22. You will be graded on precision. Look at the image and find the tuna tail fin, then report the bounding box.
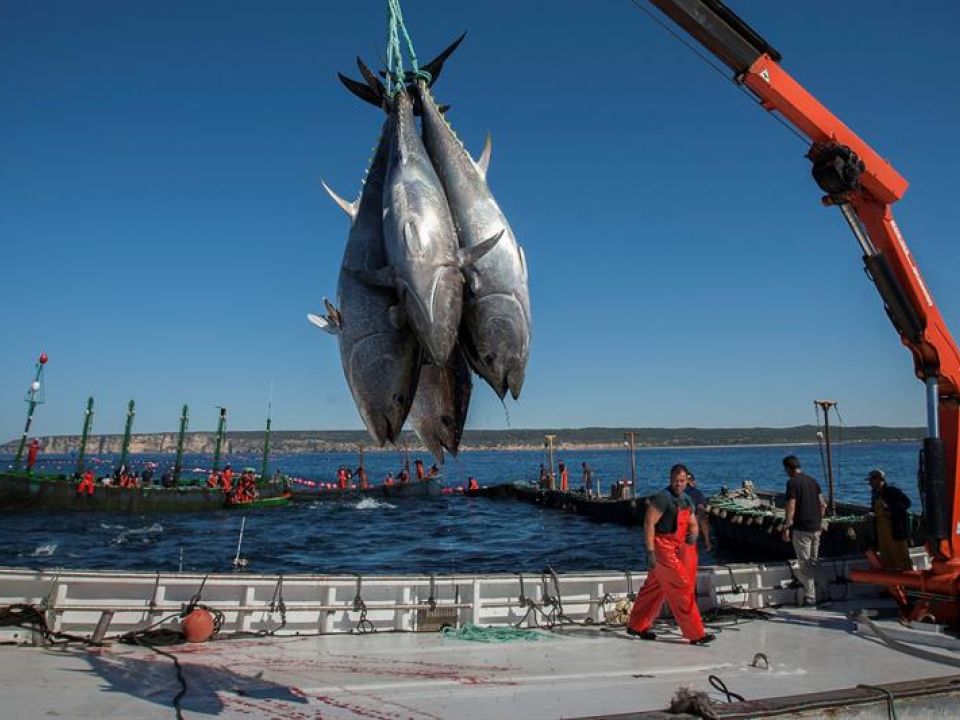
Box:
[378,31,467,88]
[337,72,383,109]
[458,230,504,268]
[320,179,358,220]
[477,133,492,179]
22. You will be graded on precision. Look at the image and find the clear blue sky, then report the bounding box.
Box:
[3,1,960,440]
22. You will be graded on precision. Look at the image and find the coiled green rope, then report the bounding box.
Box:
[442,623,548,643]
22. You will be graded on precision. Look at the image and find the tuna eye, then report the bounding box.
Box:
[484,353,495,365]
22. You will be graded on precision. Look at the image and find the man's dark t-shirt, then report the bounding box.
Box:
[649,488,694,535]
[685,485,706,510]
[786,472,823,532]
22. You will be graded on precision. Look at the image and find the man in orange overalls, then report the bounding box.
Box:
[559,461,569,492]
[627,463,715,645]
[77,469,96,496]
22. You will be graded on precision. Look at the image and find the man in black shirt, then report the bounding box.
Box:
[782,455,827,606]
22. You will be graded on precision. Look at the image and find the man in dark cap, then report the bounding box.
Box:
[867,469,912,571]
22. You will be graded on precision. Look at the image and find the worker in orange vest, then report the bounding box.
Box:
[627,464,714,645]
[337,467,349,490]
[222,465,234,491]
[467,476,479,491]
[26,439,40,471]
[559,461,569,492]
[76,470,96,496]
[415,459,425,481]
[207,471,220,488]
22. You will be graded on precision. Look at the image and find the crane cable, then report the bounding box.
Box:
[625,0,808,146]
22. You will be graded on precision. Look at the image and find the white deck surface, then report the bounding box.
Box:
[2,603,958,719]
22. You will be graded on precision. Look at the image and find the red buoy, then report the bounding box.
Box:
[38,352,48,364]
[181,608,215,643]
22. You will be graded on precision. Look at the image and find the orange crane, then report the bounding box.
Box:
[645,0,960,627]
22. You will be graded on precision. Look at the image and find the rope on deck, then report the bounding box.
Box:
[442,623,547,643]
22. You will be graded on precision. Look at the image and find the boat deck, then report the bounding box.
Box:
[3,601,960,719]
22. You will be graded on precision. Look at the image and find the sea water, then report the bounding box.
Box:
[0,442,920,575]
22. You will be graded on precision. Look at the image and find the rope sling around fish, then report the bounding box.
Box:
[384,0,431,95]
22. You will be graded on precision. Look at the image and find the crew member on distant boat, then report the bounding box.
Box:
[415,459,425,481]
[356,465,369,489]
[222,465,234,491]
[161,468,175,488]
[866,469,912,571]
[538,463,550,490]
[398,467,409,484]
[76,469,95,496]
[337,466,349,490]
[207,470,220,489]
[627,464,714,645]
[781,455,827,607]
[427,464,440,479]
[582,462,593,497]
[684,472,712,552]
[26,438,40,472]
[385,471,396,486]
[559,461,569,492]
[467,476,479,491]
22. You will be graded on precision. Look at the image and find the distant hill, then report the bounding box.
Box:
[1,425,925,455]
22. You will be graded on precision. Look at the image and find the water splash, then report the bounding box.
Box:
[354,498,395,510]
[31,542,57,557]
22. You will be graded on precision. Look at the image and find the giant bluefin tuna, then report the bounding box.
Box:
[374,88,500,366]
[309,117,421,446]
[408,345,472,461]
[415,82,532,400]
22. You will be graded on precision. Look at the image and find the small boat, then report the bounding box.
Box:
[0,470,291,513]
[467,481,647,525]
[287,477,443,501]
[705,481,924,561]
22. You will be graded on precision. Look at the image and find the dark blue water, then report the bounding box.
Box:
[1,442,921,575]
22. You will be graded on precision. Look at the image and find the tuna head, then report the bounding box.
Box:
[460,291,530,400]
[345,329,421,446]
[408,346,472,462]
[383,88,464,366]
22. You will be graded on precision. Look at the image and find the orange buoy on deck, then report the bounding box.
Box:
[181,608,215,643]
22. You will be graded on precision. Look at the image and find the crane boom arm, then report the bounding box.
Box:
[646,0,960,563]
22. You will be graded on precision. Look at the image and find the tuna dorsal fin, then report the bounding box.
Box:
[458,229,504,268]
[320,180,358,220]
[477,133,492,179]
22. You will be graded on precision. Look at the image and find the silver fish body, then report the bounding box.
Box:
[312,118,421,446]
[416,83,532,400]
[382,89,463,367]
[408,346,472,462]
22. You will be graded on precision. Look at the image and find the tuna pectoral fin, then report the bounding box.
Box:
[307,298,342,335]
[320,180,358,221]
[307,313,339,335]
[458,230,504,268]
[387,304,407,331]
[477,133,492,179]
[346,265,395,289]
